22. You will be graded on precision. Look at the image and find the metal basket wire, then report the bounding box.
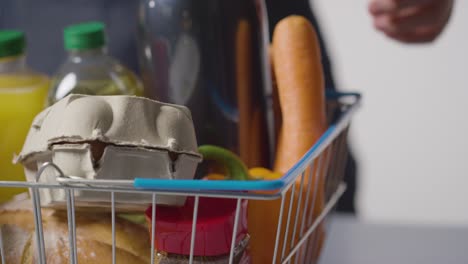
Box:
[0,91,360,264]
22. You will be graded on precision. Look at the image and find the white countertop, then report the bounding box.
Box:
[320,215,468,264]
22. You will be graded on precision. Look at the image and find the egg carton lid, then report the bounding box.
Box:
[15,94,202,164]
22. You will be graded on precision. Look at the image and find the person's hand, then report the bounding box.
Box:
[369,0,454,43]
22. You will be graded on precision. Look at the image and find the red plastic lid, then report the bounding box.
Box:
[145,197,248,257]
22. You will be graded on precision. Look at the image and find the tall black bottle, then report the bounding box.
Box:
[138,0,274,169]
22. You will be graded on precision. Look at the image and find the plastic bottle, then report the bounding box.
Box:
[48,21,143,105]
[0,30,49,202]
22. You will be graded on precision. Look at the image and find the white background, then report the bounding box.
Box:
[312,0,468,225]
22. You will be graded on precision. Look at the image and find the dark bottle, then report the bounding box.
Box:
[138,0,274,169]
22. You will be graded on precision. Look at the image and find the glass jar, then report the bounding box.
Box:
[146,197,251,263]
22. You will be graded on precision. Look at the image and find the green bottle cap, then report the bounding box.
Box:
[64,22,106,50]
[0,30,26,58]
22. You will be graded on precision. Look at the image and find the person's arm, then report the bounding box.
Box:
[369,0,454,43]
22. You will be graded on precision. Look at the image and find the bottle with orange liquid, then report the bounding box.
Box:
[0,30,49,202]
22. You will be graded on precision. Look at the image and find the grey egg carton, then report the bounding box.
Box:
[15,94,202,211]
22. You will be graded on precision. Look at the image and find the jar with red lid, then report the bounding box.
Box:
[145,197,251,263]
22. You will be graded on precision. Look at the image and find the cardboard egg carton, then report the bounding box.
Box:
[14,95,202,211]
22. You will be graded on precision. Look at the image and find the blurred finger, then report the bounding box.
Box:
[369,0,433,15]
[374,4,437,34]
[383,25,443,43]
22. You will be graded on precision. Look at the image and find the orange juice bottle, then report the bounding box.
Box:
[0,30,49,202]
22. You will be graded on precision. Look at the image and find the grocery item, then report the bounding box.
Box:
[269,45,282,151]
[15,94,202,210]
[138,0,273,167]
[248,16,328,263]
[236,19,253,166]
[47,21,143,106]
[198,145,249,181]
[143,145,250,263]
[0,30,49,203]
[247,167,326,264]
[0,194,151,264]
[272,15,327,174]
[145,197,250,264]
[205,167,281,181]
[248,167,282,180]
[235,19,270,168]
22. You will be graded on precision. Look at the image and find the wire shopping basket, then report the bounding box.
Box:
[0,91,360,264]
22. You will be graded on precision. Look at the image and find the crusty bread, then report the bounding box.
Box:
[0,195,151,264]
[272,15,327,174]
[272,15,328,264]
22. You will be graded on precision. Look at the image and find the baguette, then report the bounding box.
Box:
[270,45,282,152]
[249,15,328,264]
[236,19,269,168]
[273,15,328,264]
[236,19,253,166]
[272,15,327,174]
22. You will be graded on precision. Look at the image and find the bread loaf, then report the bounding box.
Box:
[272,15,327,174]
[0,196,151,264]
